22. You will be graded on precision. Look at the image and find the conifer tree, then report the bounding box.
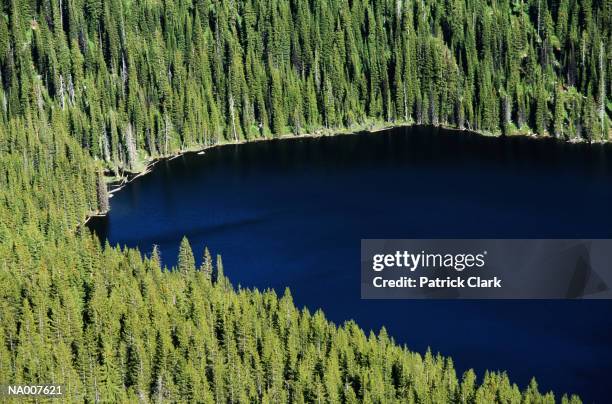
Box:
[177,236,195,273]
[96,170,110,214]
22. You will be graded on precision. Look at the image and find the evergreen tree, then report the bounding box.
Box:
[177,236,195,273]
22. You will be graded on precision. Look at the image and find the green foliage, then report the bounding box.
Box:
[0,0,608,400]
[0,232,584,402]
[1,0,609,172]
[177,236,195,273]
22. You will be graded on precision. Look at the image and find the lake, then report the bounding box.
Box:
[88,126,612,402]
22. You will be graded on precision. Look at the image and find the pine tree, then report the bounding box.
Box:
[177,236,195,273]
[96,171,110,213]
[200,247,213,279]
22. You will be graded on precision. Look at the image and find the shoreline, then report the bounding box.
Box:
[97,121,403,203]
[82,121,609,225]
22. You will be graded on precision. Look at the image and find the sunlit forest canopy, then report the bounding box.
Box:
[0,0,608,401]
[0,0,609,170]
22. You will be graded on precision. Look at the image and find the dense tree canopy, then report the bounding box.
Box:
[0,0,610,173]
[0,0,608,401]
[0,233,584,402]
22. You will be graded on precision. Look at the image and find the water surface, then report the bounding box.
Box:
[89,126,612,402]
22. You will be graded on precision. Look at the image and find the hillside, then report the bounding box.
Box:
[0,0,609,401]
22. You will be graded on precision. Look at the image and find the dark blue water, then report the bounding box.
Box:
[89,126,612,402]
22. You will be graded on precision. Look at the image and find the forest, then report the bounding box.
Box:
[0,0,609,401]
